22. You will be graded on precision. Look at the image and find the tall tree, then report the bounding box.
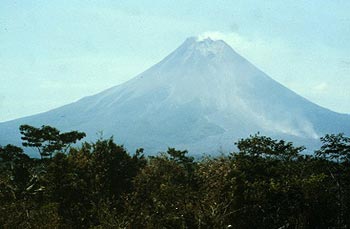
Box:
[19,124,86,158]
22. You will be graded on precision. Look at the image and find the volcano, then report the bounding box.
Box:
[1,37,350,155]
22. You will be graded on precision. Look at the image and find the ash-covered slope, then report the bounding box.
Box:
[1,37,349,155]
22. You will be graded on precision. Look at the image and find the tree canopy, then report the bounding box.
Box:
[0,125,349,228]
[19,124,86,158]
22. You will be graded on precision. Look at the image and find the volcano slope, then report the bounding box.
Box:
[1,37,349,155]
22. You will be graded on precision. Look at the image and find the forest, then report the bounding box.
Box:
[1,125,350,228]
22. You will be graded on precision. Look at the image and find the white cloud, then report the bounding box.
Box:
[197,31,227,41]
[197,31,294,70]
[313,82,328,92]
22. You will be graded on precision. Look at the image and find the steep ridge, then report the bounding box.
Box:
[1,37,349,155]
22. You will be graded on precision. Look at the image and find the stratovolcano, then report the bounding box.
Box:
[1,37,349,155]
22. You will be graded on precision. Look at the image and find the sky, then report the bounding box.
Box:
[1,0,350,122]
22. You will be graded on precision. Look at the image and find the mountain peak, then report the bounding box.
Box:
[2,35,350,155]
[184,36,228,49]
[173,36,237,62]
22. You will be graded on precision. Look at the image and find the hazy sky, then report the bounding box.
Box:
[1,0,350,122]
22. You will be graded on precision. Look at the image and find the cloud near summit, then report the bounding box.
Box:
[196,31,350,114]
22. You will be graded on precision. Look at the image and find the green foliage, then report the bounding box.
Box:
[126,148,197,228]
[236,133,305,159]
[1,125,350,228]
[0,144,29,162]
[19,124,86,158]
[316,133,350,163]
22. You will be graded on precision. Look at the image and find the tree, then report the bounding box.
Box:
[0,144,29,162]
[126,148,198,228]
[316,133,350,163]
[195,156,235,228]
[0,144,31,192]
[235,133,305,160]
[229,134,331,228]
[315,133,350,227]
[19,124,86,158]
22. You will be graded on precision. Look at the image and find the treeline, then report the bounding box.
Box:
[1,125,350,228]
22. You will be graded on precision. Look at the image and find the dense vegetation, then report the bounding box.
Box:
[1,125,350,228]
